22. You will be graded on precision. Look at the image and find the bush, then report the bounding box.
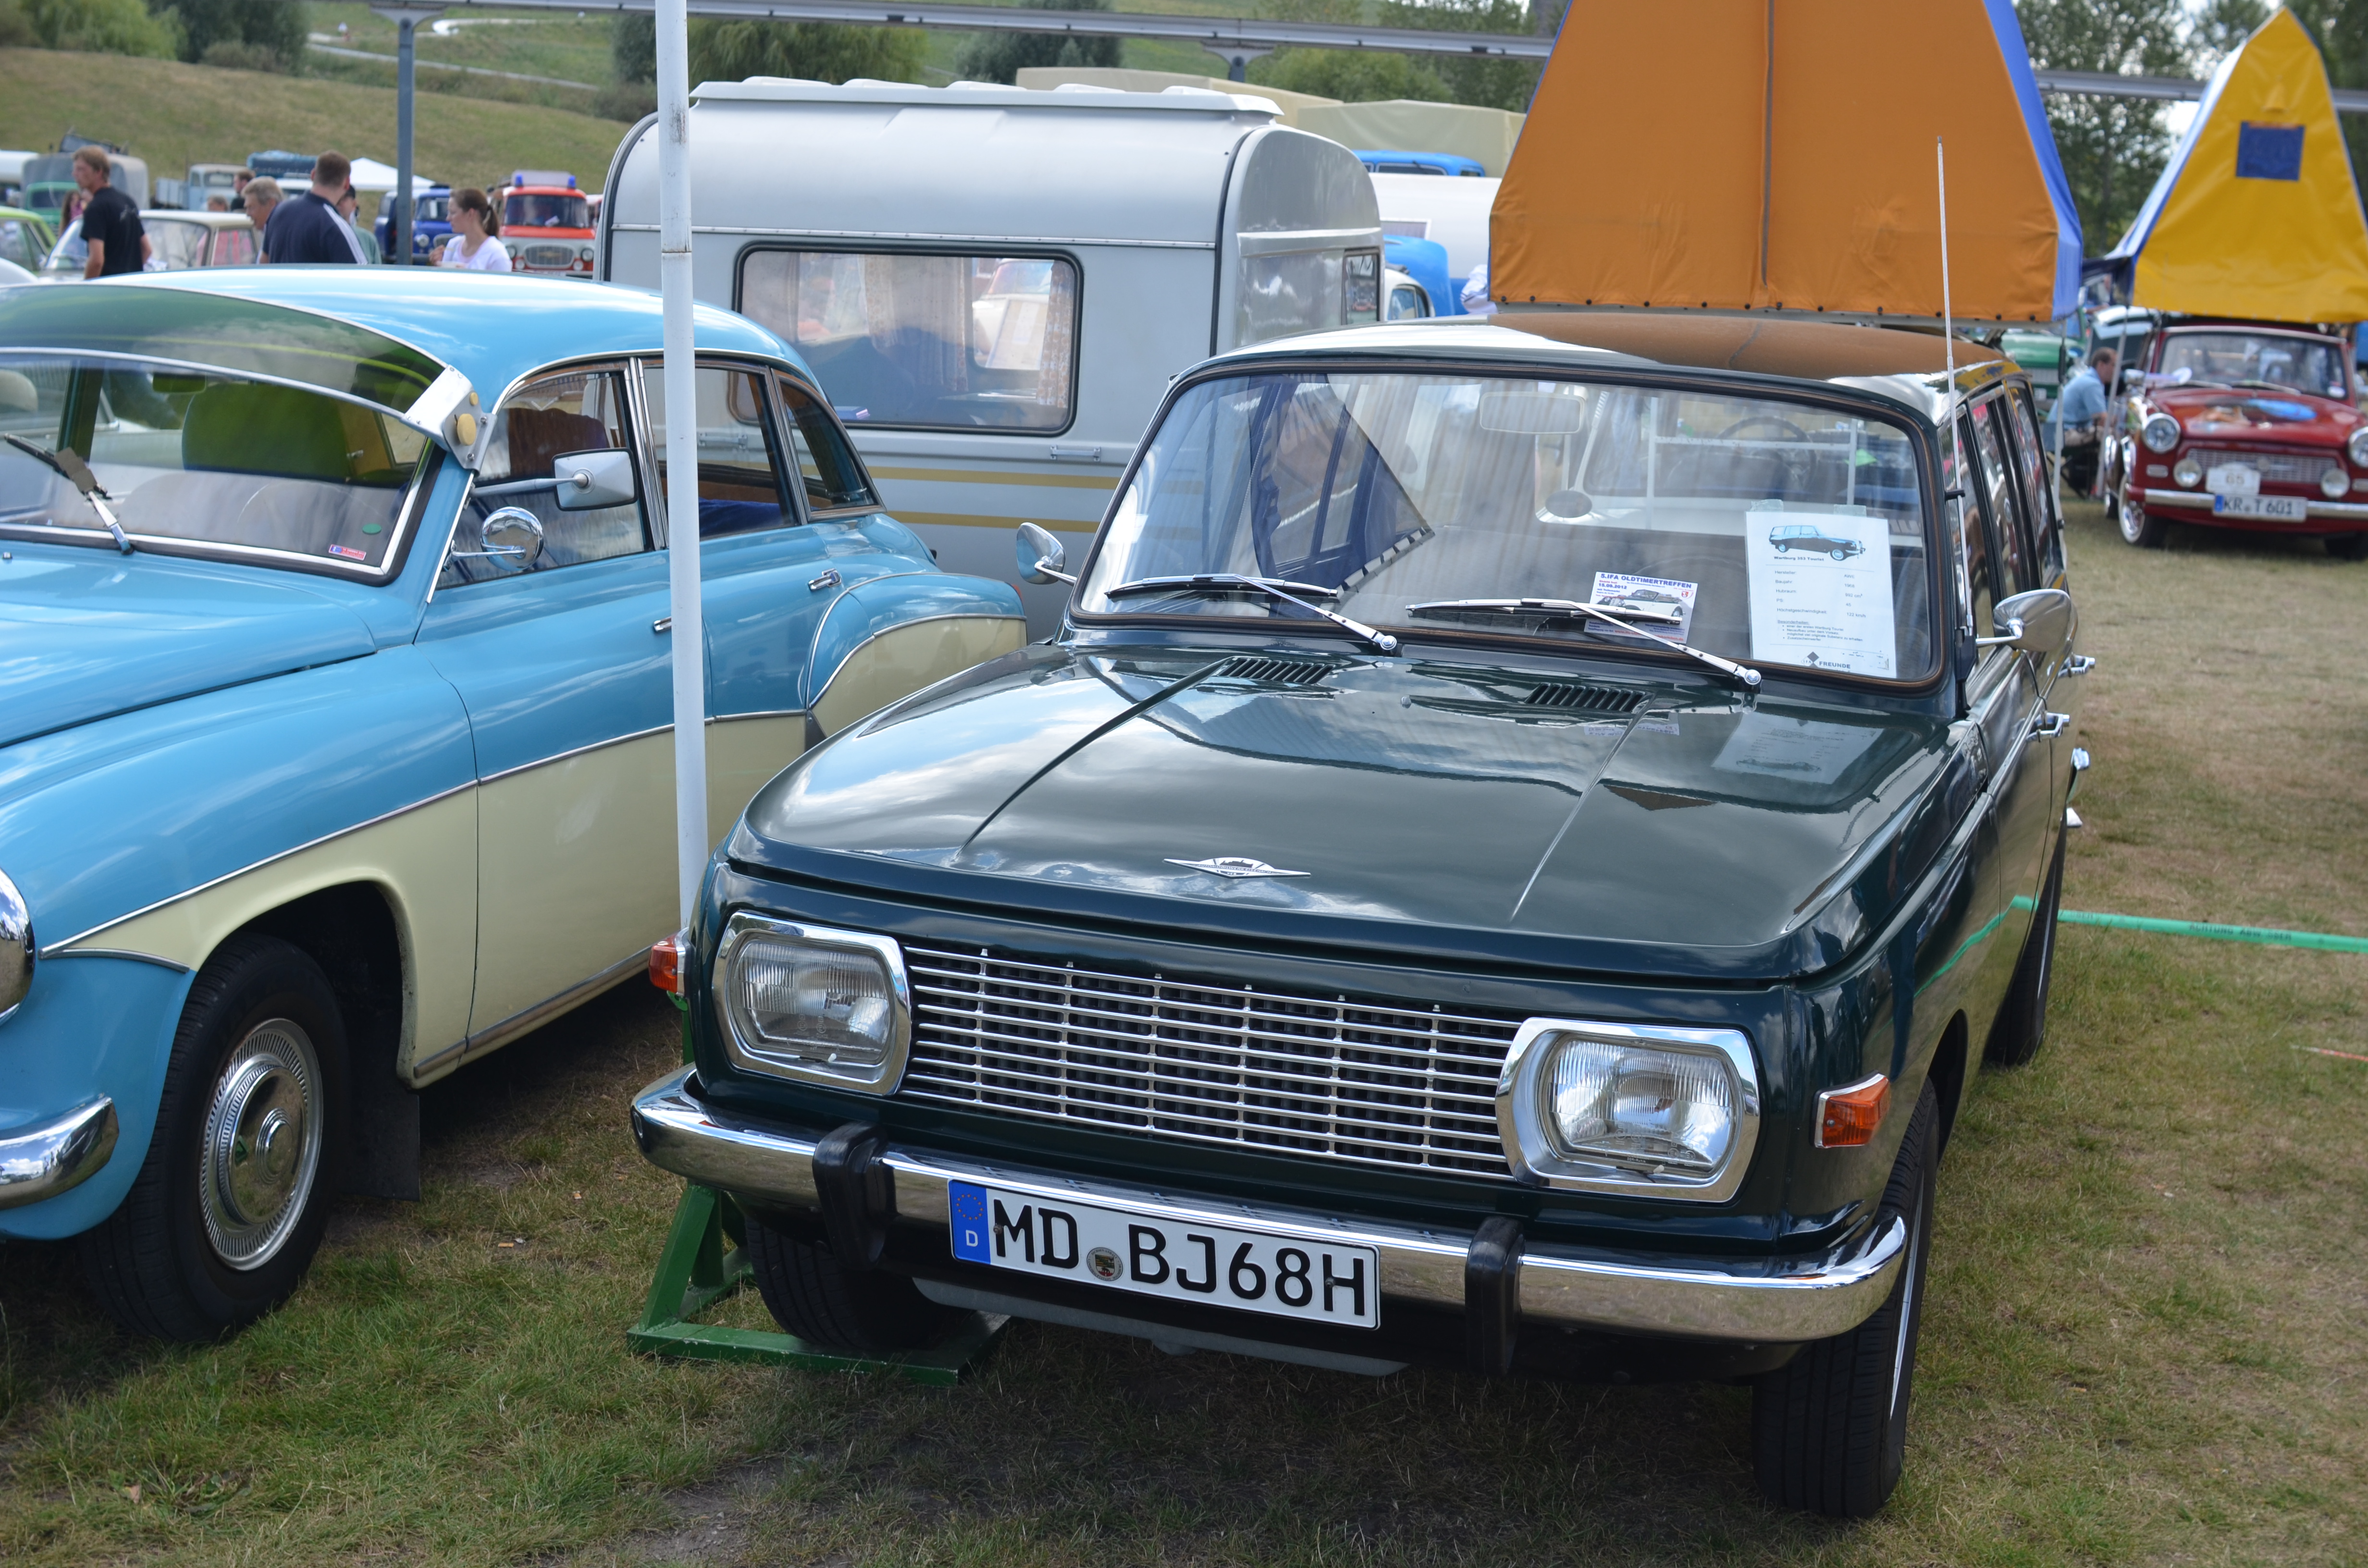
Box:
[687,17,927,85]
[197,36,284,71]
[0,0,35,47]
[591,80,657,123]
[1250,47,1449,102]
[159,0,305,71]
[23,0,178,56]
[953,0,1121,86]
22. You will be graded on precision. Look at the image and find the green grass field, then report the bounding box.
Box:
[0,502,2362,1565]
[0,47,631,200]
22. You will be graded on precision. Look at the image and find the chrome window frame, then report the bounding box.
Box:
[1493,1017,1762,1203]
[712,912,913,1094]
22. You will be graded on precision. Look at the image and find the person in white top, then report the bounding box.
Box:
[432,187,510,273]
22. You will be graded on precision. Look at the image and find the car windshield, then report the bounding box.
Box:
[1079,370,1937,682]
[0,355,430,573]
[2158,331,2347,397]
[506,193,587,230]
[417,196,448,223]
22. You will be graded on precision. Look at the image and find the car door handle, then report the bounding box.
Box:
[2032,711,2070,739]
[653,616,671,634]
[2059,654,2096,678]
[808,569,842,593]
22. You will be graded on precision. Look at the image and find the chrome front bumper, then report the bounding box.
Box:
[631,1067,1905,1346]
[0,1098,119,1211]
[2141,488,2368,522]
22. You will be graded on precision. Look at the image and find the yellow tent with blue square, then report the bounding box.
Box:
[2098,7,2368,322]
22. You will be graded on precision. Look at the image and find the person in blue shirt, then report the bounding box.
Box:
[2053,345,2117,496]
[260,151,366,266]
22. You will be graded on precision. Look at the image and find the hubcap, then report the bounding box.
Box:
[199,1019,322,1270]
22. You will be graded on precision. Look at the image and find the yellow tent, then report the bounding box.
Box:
[1491,0,2082,323]
[2101,7,2368,322]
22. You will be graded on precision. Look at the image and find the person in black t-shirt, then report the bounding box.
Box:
[260,150,365,266]
[73,146,148,279]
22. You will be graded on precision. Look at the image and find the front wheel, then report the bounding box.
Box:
[2119,497,2169,548]
[79,935,349,1340]
[746,1216,957,1353]
[1751,1083,1938,1518]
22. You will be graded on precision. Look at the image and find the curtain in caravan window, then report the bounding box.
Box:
[737,248,1077,432]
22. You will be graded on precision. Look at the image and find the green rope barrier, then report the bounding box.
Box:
[2059,909,2368,954]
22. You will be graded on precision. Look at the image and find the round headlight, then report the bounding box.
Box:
[2141,412,2183,454]
[0,867,30,1025]
[2323,464,2350,500]
[2173,454,2202,488]
[2348,427,2368,468]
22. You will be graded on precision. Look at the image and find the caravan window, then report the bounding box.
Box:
[738,249,1077,433]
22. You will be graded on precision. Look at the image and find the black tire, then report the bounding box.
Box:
[2325,532,2368,561]
[1985,827,2066,1068]
[745,1215,956,1353]
[2118,496,2170,548]
[78,935,349,1341]
[1752,1083,1939,1519]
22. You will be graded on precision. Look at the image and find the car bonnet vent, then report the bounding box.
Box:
[1524,681,1645,713]
[1215,656,1332,687]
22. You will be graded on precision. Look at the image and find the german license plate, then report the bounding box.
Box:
[2213,492,2308,520]
[947,1179,1380,1329]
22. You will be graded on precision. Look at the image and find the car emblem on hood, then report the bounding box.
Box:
[1164,856,1310,880]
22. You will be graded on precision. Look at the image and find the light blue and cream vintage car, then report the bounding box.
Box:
[0,270,1024,1338]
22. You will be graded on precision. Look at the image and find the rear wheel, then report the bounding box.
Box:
[2119,497,2169,548]
[2326,532,2368,561]
[1751,1083,1939,1518]
[746,1216,956,1353]
[1986,827,2066,1068]
[79,935,348,1341]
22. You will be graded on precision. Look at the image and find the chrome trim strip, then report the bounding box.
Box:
[630,1067,1907,1344]
[413,947,648,1079]
[614,222,1216,251]
[477,723,671,786]
[38,946,191,973]
[2141,488,2368,520]
[45,779,479,957]
[0,1097,119,1211]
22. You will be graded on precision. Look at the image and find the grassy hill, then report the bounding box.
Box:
[0,47,631,205]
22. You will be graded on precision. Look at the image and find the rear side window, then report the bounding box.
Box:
[443,366,647,587]
[2001,389,2064,581]
[1968,398,2034,596]
[737,249,1078,432]
[208,225,256,268]
[1954,414,1995,644]
[777,377,876,512]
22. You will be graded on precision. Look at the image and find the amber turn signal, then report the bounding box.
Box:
[1814,1074,1890,1149]
[649,931,686,994]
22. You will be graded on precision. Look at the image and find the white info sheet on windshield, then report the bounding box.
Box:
[1744,506,1898,677]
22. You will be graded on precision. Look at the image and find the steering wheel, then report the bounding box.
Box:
[1716,414,1811,442]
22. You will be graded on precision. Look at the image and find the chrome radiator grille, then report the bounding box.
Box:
[900,945,1520,1180]
[520,243,575,270]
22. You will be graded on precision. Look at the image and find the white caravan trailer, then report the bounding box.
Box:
[601,81,1383,633]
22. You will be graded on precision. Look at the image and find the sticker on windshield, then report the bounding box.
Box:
[1589,573,1698,640]
[1745,508,1896,676]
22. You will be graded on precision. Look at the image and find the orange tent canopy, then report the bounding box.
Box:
[1492,0,2082,324]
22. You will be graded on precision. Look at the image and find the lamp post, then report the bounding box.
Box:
[654,0,706,930]
[370,4,444,263]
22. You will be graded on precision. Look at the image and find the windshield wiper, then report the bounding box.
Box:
[1405,598,1763,689]
[1104,573,1399,653]
[1,435,130,552]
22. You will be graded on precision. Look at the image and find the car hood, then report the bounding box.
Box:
[2150,384,2361,444]
[733,644,1965,981]
[0,551,377,748]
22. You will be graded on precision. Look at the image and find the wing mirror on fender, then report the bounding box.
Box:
[1015,521,1074,585]
[551,448,638,512]
[451,506,546,568]
[1975,587,2076,657]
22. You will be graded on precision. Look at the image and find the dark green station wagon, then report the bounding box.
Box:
[633,312,2091,1518]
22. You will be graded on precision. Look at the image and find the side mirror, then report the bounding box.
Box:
[551,448,636,512]
[1976,587,2075,656]
[455,505,545,568]
[1015,521,1073,585]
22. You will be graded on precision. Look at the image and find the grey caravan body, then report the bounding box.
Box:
[601,80,1382,634]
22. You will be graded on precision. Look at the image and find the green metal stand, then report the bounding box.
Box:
[629,1008,1005,1383]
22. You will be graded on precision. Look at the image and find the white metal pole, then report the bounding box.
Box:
[656,0,707,931]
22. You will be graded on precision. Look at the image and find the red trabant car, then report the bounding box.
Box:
[500,172,595,279]
[2105,318,2368,559]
